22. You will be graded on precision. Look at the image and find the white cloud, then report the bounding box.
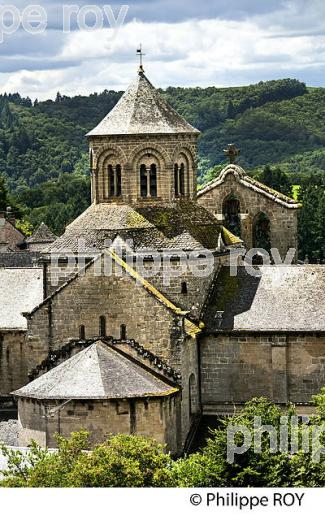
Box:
[0,8,324,99]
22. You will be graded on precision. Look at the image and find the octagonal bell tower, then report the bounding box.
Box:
[87,69,200,205]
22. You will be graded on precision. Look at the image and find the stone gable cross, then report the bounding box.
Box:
[224,144,240,164]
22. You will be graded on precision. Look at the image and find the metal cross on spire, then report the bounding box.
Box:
[223,143,240,164]
[136,44,146,73]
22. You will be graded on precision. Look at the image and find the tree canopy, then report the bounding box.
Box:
[2,390,325,488]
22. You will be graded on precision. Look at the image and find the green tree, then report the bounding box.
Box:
[172,396,325,487]
[298,174,325,262]
[226,99,236,119]
[0,175,9,210]
[0,432,174,488]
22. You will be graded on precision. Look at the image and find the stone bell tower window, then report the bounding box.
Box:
[140,163,157,198]
[180,163,185,196]
[174,164,179,197]
[174,162,186,197]
[108,164,122,197]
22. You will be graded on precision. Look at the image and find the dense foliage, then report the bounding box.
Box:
[1,391,325,487]
[298,173,325,262]
[0,432,173,488]
[172,394,325,487]
[0,78,324,194]
[0,78,324,252]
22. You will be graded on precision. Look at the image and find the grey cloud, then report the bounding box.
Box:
[9,0,287,29]
[0,29,65,57]
[0,58,80,73]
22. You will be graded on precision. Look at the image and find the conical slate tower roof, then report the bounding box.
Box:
[87,71,199,136]
[13,341,177,400]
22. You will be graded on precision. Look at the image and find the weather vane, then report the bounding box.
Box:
[136,44,145,73]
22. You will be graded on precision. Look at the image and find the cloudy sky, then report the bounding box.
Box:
[0,0,324,99]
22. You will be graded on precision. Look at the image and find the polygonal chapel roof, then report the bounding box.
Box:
[13,341,177,400]
[87,71,199,137]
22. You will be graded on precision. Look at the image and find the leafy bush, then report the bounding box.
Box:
[0,432,173,488]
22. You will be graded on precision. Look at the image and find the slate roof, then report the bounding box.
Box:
[197,164,301,209]
[13,341,178,400]
[0,268,43,330]
[87,71,199,136]
[26,222,57,244]
[0,252,41,268]
[45,201,241,254]
[0,218,25,251]
[203,265,325,332]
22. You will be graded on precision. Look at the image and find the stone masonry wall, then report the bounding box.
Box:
[197,172,299,260]
[200,333,325,414]
[44,254,226,320]
[0,331,28,396]
[89,134,198,204]
[18,395,180,454]
[26,257,185,369]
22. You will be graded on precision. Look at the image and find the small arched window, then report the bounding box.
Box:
[150,164,157,197]
[179,163,185,196]
[181,281,188,294]
[120,324,127,340]
[174,164,179,197]
[140,164,147,197]
[99,316,106,336]
[79,325,86,340]
[108,164,122,197]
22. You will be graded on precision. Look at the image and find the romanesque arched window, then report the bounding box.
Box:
[174,162,186,197]
[150,164,157,197]
[253,212,271,253]
[174,164,179,197]
[179,163,185,196]
[99,316,106,336]
[181,281,188,294]
[108,164,122,197]
[140,164,147,197]
[223,195,241,237]
[140,163,158,198]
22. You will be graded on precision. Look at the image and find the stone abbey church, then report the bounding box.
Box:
[0,69,324,454]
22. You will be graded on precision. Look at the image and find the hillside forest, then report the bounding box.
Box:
[0,78,324,262]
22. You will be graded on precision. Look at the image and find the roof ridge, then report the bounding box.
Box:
[197,164,301,209]
[242,172,298,203]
